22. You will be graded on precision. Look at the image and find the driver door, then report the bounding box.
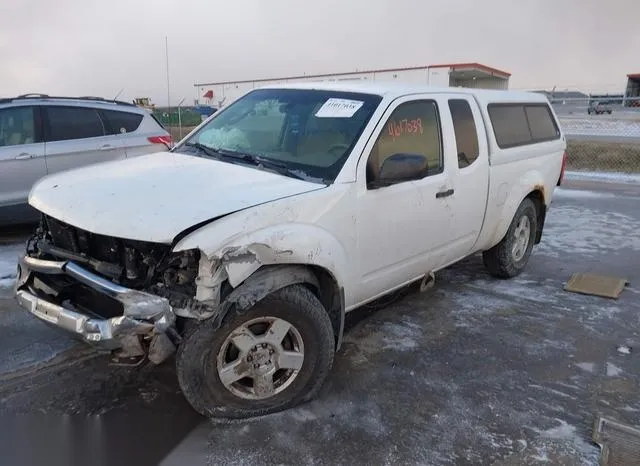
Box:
[353,95,457,304]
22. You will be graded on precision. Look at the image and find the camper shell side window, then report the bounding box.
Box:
[487,102,560,149]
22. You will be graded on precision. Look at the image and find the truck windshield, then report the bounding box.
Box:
[175,88,382,183]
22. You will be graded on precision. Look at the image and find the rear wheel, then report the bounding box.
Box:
[176,284,335,419]
[483,198,538,279]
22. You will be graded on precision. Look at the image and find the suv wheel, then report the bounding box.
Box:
[482,198,538,279]
[176,285,335,419]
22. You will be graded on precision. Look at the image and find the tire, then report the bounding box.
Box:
[482,198,538,279]
[176,284,335,419]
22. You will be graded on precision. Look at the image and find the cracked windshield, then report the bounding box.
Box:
[176,89,381,183]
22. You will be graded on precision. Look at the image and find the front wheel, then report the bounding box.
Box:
[482,198,538,279]
[176,284,335,419]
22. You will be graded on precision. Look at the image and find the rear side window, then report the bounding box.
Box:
[0,106,38,147]
[101,109,143,134]
[525,105,560,140]
[150,113,166,130]
[46,106,105,142]
[448,99,479,168]
[488,103,560,149]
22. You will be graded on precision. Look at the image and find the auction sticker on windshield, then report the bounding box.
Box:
[315,98,364,118]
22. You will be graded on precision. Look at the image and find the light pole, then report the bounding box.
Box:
[165,36,171,121]
[177,97,186,139]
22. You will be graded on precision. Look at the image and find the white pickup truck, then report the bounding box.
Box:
[14,82,567,419]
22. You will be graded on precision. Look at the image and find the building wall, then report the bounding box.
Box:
[624,76,640,106]
[374,68,430,84]
[451,77,508,90]
[196,66,509,106]
[427,68,450,86]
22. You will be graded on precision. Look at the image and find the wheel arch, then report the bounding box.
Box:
[482,182,547,252]
[525,189,546,245]
[219,264,345,350]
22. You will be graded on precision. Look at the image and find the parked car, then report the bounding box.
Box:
[0,94,172,226]
[587,100,613,115]
[14,82,566,419]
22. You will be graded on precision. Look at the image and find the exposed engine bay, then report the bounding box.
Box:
[16,215,222,364]
[28,215,207,314]
[18,214,330,366]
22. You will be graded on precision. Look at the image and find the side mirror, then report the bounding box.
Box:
[369,153,428,188]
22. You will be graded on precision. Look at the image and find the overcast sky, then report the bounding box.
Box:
[1,0,638,105]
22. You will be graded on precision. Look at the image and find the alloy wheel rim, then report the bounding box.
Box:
[511,215,531,262]
[216,316,305,400]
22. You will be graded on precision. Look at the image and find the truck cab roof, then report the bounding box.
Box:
[255,81,551,106]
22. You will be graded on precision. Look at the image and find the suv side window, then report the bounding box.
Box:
[448,99,479,168]
[100,109,144,134]
[46,106,106,142]
[0,106,37,147]
[366,100,442,185]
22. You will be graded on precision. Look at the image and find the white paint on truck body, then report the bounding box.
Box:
[28,152,325,243]
[27,81,566,313]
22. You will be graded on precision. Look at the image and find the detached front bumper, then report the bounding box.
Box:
[14,255,176,355]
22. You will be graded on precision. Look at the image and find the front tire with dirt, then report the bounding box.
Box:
[176,284,335,419]
[482,198,538,279]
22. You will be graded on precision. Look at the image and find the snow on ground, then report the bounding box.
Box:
[564,170,640,185]
[558,116,640,138]
[529,420,600,465]
[538,203,640,257]
[575,363,596,373]
[552,187,617,200]
[606,363,623,377]
[0,242,23,289]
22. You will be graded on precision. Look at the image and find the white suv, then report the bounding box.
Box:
[0,94,172,226]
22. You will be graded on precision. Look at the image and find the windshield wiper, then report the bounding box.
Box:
[181,144,307,181]
[182,142,223,159]
[214,149,306,181]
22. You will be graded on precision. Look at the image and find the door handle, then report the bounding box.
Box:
[435,188,454,199]
[15,153,35,160]
[99,144,113,151]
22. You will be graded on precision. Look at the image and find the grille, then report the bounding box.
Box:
[41,215,173,286]
[45,215,122,263]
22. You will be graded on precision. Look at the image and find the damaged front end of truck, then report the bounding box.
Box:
[13,214,226,365]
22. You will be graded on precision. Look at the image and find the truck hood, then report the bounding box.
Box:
[29,151,326,243]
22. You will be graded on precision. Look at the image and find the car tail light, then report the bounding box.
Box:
[557,150,567,186]
[148,135,173,148]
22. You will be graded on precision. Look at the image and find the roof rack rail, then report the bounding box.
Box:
[17,93,50,98]
[4,94,137,107]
